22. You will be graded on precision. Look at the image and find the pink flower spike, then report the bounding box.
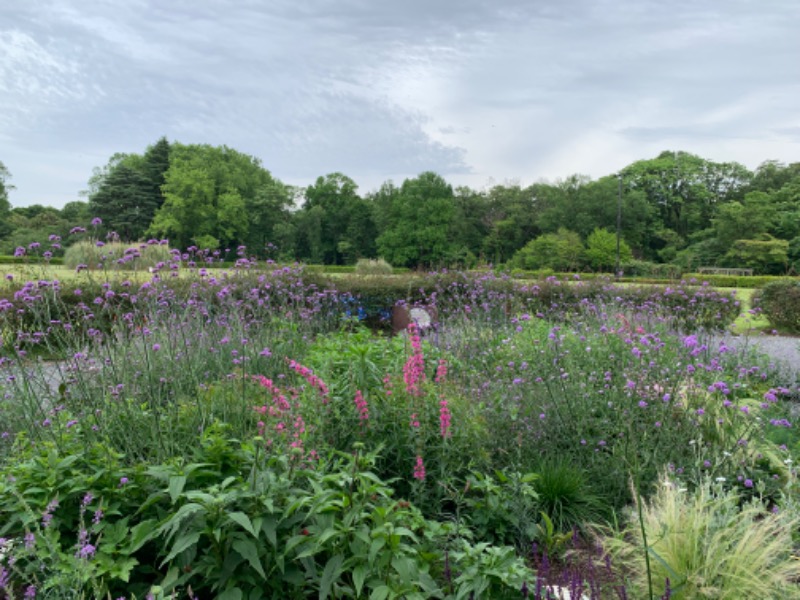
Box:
[413,455,426,481]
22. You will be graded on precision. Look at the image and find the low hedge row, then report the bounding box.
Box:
[0,255,64,265]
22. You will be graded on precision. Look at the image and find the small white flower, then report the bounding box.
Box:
[716,477,727,483]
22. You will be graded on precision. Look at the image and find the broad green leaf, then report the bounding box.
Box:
[391,556,416,585]
[261,516,277,548]
[110,557,139,582]
[370,585,391,600]
[352,564,367,597]
[368,537,386,566]
[127,519,158,553]
[232,538,266,580]
[228,511,258,538]
[318,554,344,600]
[160,531,200,566]
[218,588,243,600]
[168,475,187,504]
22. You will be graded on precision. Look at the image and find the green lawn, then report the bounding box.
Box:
[729,287,770,334]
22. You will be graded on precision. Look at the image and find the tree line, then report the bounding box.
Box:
[2,139,799,273]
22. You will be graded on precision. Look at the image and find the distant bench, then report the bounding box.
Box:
[697,267,754,276]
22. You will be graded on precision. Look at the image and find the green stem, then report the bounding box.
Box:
[634,477,654,600]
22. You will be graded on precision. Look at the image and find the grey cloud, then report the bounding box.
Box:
[1,0,799,207]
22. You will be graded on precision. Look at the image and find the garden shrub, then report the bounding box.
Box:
[755,278,800,333]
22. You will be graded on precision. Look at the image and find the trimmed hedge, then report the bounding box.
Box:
[681,273,797,289]
[0,255,64,265]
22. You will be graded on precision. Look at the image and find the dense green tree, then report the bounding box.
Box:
[88,139,171,241]
[295,173,375,264]
[241,183,295,258]
[537,175,596,236]
[89,164,154,240]
[724,236,788,274]
[748,160,800,194]
[585,228,633,272]
[60,201,91,225]
[376,172,456,268]
[0,161,12,210]
[148,144,286,251]
[482,184,541,264]
[0,161,13,238]
[621,151,751,242]
[0,205,69,255]
[449,186,489,263]
[712,192,775,250]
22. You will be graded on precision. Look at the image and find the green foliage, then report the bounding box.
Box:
[455,471,540,550]
[0,435,533,598]
[375,172,458,268]
[756,279,800,333]
[622,150,751,240]
[2,262,797,596]
[88,159,160,241]
[585,227,633,271]
[511,228,583,271]
[724,235,789,275]
[0,161,12,238]
[296,173,376,265]
[148,143,290,252]
[712,191,775,249]
[600,478,800,599]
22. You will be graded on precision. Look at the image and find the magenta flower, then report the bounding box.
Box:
[439,398,452,438]
[353,390,369,425]
[403,323,426,397]
[413,455,426,481]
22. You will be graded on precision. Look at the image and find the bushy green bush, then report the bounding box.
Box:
[0,433,533,598]
[755,278,800,333]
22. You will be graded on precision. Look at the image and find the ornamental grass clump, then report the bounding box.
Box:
[600,476,800,599]
[63,239,174,271]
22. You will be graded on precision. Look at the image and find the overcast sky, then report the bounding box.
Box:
[2,0,799,208]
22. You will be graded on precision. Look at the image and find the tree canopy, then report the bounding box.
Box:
[4,145,800,274]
